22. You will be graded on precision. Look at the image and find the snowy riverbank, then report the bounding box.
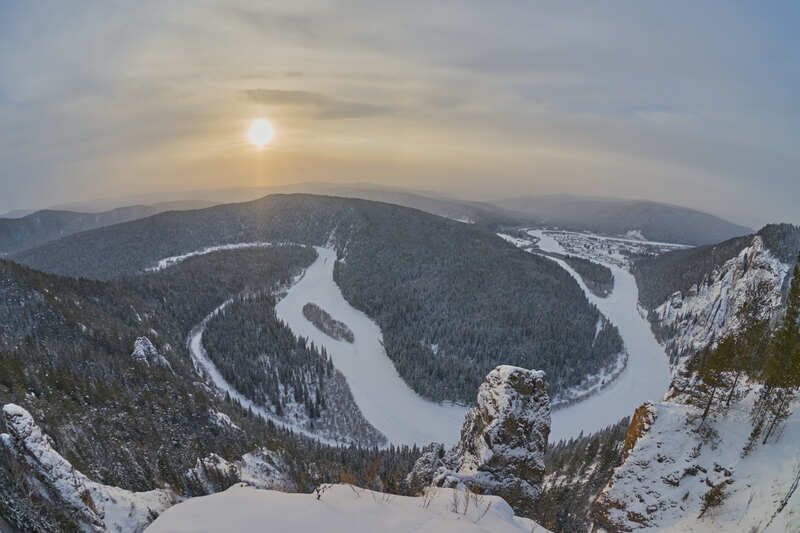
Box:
[275,246,467,446]
[524,230,672,442]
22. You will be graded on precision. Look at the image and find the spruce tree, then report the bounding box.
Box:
[687,342,732,427]
[759,251,800,444]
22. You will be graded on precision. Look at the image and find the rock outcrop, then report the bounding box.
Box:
[407,365,551,513]
[652,236,789,364]
[131,336,173,371]
[1,404,174,533]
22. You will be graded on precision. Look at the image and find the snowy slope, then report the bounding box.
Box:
[505,230,672,442]
[145,483,551,533]
[652,235,790,363]
[275,246,467,445]
[1,404,175,533]
[594,391,800,533]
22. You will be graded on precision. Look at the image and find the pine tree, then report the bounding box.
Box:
[687,341,733,427]
[723,282,773,406]
[758,251,800,444]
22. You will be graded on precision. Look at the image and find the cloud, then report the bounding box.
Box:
[242,89,394,119]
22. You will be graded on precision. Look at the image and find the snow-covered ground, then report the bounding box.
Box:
[518,230,672,442]
[532,229,689,268]
[275,246,467,445]
[597,392,800,533]
[145,483,551,533]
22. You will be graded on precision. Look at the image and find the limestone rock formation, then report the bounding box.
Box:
[407,365,551,513]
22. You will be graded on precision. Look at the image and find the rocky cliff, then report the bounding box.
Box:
[407,365,551,514]
[651,236,790,364]
[592,393,800,532]
[1,404,175,533]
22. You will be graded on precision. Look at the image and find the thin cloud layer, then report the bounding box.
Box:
[0,1,798,226]
[242,89,394,119]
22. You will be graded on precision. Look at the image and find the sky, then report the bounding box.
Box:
[1,1,798,227]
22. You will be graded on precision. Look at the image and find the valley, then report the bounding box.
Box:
[275,246,467,446]
[1,194,797,533]
[504,230,673,441]
[5,6,798,530]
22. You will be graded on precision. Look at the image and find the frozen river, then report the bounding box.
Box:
[527,230,671,442]
[275,247,467,446]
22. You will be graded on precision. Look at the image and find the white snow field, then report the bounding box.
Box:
[522,230,672,442]
[145,483,551,533]
[276,246,467,445]
[599,393,800,533]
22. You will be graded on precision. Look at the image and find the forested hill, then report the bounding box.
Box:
[0,246,418,531]
[633,224,800,311]
[12,194,352,279]
[0,202,214,256]
[495,195,752,245]
[12,193,623,404]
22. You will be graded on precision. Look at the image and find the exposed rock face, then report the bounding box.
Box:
[131,336,173,371]
[407,365,551,513]
[653,236,789,364]
[592,393,800,532]
[185,448,296,494]
[1,404,173,533]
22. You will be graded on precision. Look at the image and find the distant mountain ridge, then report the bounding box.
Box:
[494,194,752,245]
[0,200,215,255]
[2,185,752,254]
[11,193,623,404]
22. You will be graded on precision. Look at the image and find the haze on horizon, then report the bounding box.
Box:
[1,2,798,228]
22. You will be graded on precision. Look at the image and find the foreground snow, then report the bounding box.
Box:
[517,230,672,442]
[145,483,551,533]
[596,392,800,533]
[275,246,467,445]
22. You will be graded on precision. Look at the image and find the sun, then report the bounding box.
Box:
[248,118,274,148]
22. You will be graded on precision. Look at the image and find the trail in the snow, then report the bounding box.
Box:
[527,230,671,442]
[275,247,467,446]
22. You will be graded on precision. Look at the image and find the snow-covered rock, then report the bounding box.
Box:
[592,391,800,532]
[0,404,175,533]
[653,236,790,363]
[185,448,295,494]
[409,365,551,514]
[145,483,551,533]
[131,336,173,371]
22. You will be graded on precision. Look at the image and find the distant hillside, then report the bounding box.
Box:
[495,195,751,245]
[0,200,214,255]
[632,223,800,363]
[13,193,622,404]
[0,184,524,256]
[633,224,800,311]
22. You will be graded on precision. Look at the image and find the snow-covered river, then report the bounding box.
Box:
[177,233,669,447]
[275,247,467,446]
[527,230,671,442]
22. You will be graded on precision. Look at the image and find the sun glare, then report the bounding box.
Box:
[248,118,274,148]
